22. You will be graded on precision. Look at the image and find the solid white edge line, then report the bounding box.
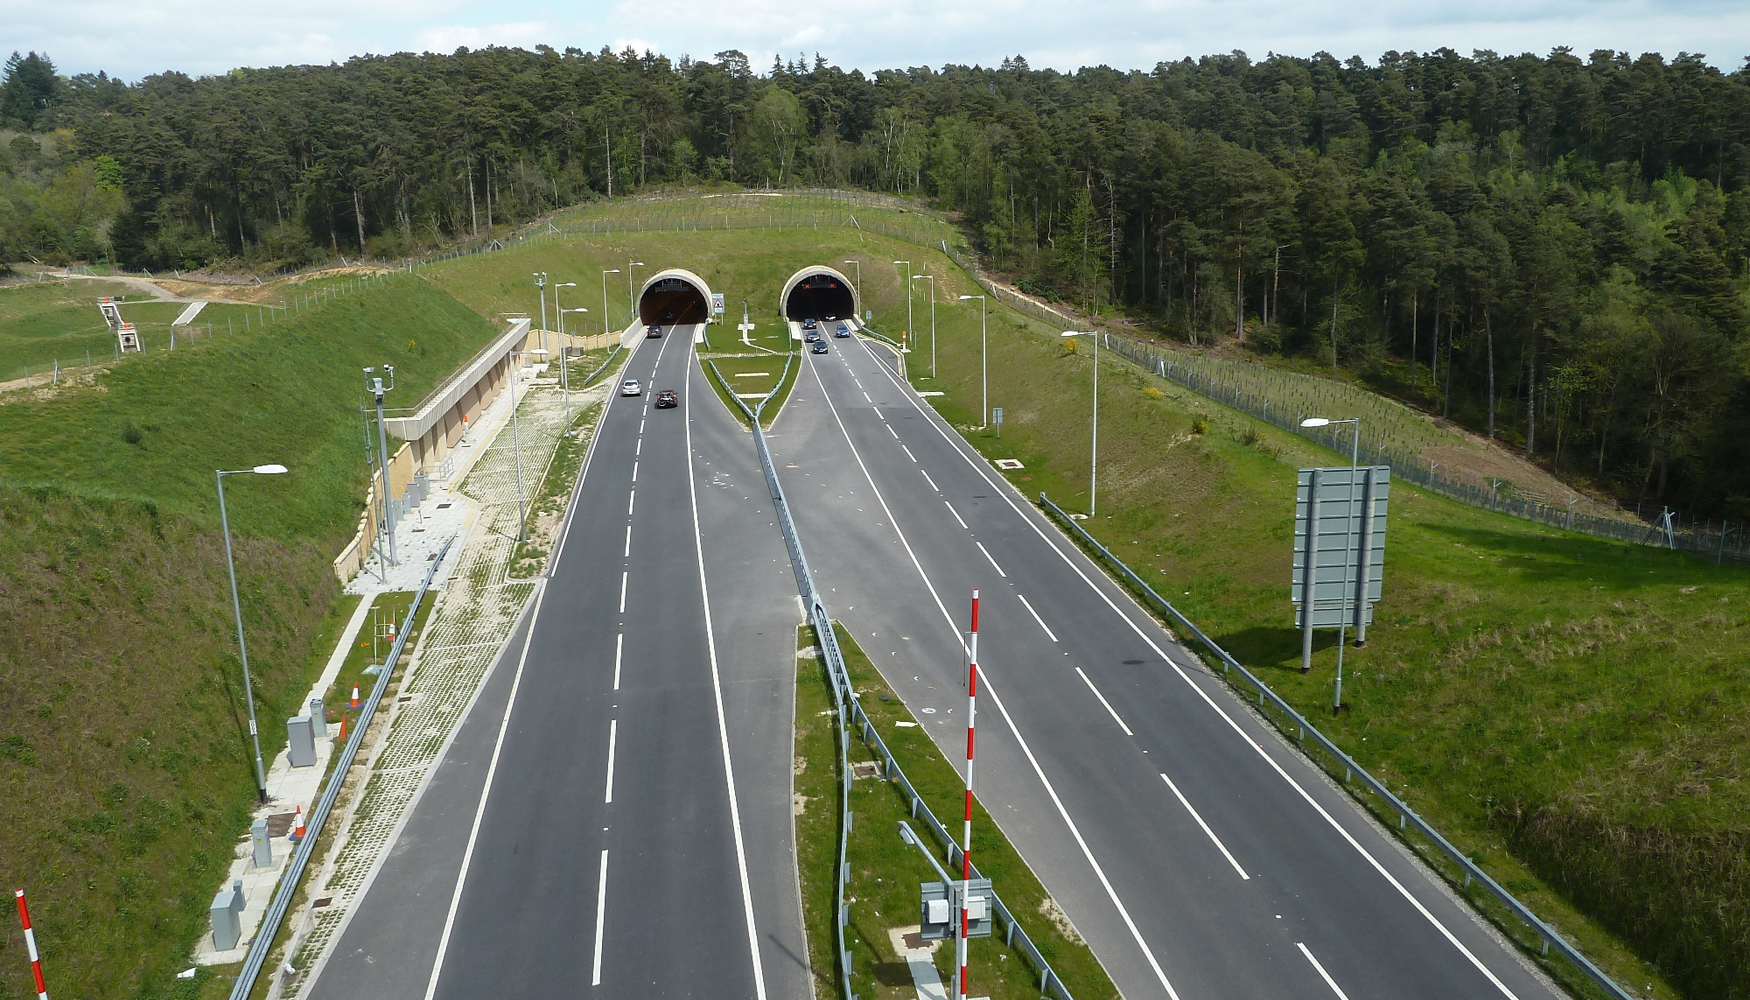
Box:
[1075,666,1134,736]
[591,849,609,986]
[1015,593,1058,642]
[605,719,617,804]
[421,582,548,1000]
[806,350,1184,1000]
[920,469,941,493]
[618,571,628,614]
[1297,942,1353,1000]
[856,335,1523,1000]
[974,541,1007,578]
[685,343,770,1000]
[614,633,622,690]
[1159,772,1249,880]
[944,500,970,530]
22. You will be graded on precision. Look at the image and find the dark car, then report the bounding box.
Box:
[804,329,822,343]
[655,389,679,408]
[648,324,663,338]
[810,341,829,354]
[802,317,818,330]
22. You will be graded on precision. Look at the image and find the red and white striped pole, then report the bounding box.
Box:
[15,889,49,1000]
[958,590,979,1000]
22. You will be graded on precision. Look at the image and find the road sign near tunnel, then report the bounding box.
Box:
[1292,466,1390,635]
[712,292,725,315]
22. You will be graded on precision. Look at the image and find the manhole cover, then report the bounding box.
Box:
[265,813,296,837]
[851,761,882,779]
[994,459,1024,470]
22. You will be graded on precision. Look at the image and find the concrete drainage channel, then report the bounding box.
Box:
[720,355,1077,1000]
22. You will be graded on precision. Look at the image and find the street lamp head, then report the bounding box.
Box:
[959,294,981,301]
[556,281,576,288]
[604,268,620,274]
[630,261,645,266]
[363,366,374,374]
[1062,330,1094,338]
[1300,417,1331,428]
[913,274,929,280]
[252,464,288,475]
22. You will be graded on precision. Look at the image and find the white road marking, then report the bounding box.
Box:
[619,571,628,613]
[1076,667,1133,736]
[591,849,609,986]
[975,541,1007,578]
[1297,943,1352,999]
[1016,593,1058,642]
[632,460,638,483]
[887,424,900,439]
[422,583,548,1000]
[613,633,622,690]
[683,349,770,1000]
[944,500,969,530]
[807,354,1185,999]
[920,469,941,492]
[636,437,641,456]
[857,335,1524,999]
[639,419,645,434]
[1160,772,1249,880]
[627,490,636,516]
[862,391,872,403]
[624,525,632,558]
[902,444,918,463]
[604,719,618,803]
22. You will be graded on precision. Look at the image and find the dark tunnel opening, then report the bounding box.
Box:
[783,274,855,322]
[639,276,710,325]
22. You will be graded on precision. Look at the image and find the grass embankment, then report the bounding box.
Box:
[898,274,1748,999]
[510,399,604,578]
[0,280,267,379]
[796,624,1119,1000]
[0,275,501,1000]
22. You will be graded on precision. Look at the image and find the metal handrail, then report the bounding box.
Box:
[227,535,456,1000]
[1037,494,1633,1000]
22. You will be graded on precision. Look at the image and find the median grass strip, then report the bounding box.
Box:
[796,624,1120,1000]
[899,271,1750,999]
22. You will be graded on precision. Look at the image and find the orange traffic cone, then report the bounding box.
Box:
[349,684,361,710]
[288,806,306,843]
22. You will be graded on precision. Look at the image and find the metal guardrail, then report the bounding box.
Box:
[1036,493,1634,1000]
[580,343,624,388]
[725,342,1073,999]
[228,535,456,1000]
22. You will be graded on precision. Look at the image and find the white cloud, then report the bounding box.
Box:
[4,0,1747,80]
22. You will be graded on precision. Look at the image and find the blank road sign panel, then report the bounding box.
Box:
[1292,466,1389,627]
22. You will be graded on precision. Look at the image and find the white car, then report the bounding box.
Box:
[620,379,643,397]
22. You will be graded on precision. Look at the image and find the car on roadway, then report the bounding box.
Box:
[654,389,678,408]
[810,341,829,355]
[804,329,822,343]
[648,324,663,338]
[802,317,817,330]
[824,313,837,322]
[835,324,850,338]
[620,379,642,396]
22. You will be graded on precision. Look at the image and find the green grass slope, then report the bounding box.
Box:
[0,275,500,1000]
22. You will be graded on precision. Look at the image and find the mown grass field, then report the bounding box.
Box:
[896,268,1749,1000]
[0,280,271,379]
[795,625,1120,1000]
[0,274,503,1000]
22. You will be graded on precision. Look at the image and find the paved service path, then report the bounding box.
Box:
[765,333,1565,1000]
[302,326,809,1000]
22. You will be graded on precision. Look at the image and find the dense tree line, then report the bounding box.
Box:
[2,44,1748,512]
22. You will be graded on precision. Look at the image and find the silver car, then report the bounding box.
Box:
[620,379,643,396]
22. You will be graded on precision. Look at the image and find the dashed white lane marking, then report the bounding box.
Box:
[618,571,628,613]
[1297,943,1352,999]
[627,490,636,516]
[1076,667,1133,736]
[590,849,609,986]
[636,437,641,456]
[613,633,623,690]
[624,525,632,558]
[887,424,900,439]
[920,469,941,493]
[944,501,970,531]
[604,719,618,804]
[901,444,918,463]
[975,541,1007,578]
[632,460,638,483]
[1160,772,1250,880]
[1016,593,1058,642]
[862,391,872,403]
[639,419,645,434]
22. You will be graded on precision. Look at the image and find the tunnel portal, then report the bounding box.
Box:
[638,269,713,325]
[780,267,859,323]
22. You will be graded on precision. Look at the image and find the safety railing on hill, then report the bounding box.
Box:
[228,535,455,1000]
[1037,493,1634,1000]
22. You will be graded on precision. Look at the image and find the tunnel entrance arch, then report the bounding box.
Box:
[638,269,713,325]
[780,266,859,323]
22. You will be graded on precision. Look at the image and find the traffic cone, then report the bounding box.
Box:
[335,713,348,742]
[350,684,361,710]
[288,806,306,843]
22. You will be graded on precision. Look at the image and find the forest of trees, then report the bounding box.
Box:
[2,44,1748,514]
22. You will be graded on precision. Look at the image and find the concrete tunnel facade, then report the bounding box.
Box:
[780,266,860,322]
[637,268,714,325]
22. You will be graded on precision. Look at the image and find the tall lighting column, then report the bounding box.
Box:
[913,272,936,377]
[364,366,398,567]
[1300,415,1361,714]
[627,261,645,328]
[843,260,862,314]
[216,463,289,802]
[958,294,987,426]
[533,272,548,350]
[893,260,913,351]
[1062,331,1100,516]
[601,269,621,339]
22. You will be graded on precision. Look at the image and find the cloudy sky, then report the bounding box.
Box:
[6,0,1749,81]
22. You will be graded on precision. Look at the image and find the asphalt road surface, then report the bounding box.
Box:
[305,326,809,1000]
[765,333,1563,1000]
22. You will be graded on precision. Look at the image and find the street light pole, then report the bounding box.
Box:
[1301,415,1361,713]
[627,261,645,329]
[508,350,546,542]
[1063,332,1100,515]
[894,260,912,352]
[216,463,289,803]
[560,307,588,423]
[959,295,987,426]
[913,272,936,377]
[364,366,398,568]
[602,269,621,339]
[553,281,576,352]
[533,272,548,351]
[843,259,862,316]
